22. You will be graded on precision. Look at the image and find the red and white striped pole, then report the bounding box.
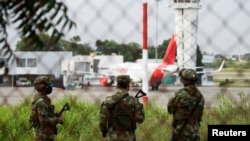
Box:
[142,0,148,106]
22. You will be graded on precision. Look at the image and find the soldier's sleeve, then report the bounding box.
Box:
[36,101,61,126]
[167,92,180,114]
[134,98,145,124]
[99,100,111,134]
[167,96,175,114]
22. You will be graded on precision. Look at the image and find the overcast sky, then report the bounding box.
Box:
[8,0,250,55]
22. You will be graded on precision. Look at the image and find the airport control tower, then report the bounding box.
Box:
[171,0,201,69]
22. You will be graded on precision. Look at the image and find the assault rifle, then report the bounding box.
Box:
[54,103,70,134]
[135,89,147,98]
[29,103,70,131]
[56,103,71,117]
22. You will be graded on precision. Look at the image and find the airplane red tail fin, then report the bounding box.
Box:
[162,35,176,64]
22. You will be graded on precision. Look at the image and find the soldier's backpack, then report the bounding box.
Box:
[110,93,136,131]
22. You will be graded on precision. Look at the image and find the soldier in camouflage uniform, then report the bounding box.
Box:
[168,69,205,141]
[99,75,145,141]
[30,76,64,141]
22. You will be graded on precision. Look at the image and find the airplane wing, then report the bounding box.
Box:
[161,64,179,74]
[128,74,142,83]
[196,60,225,74]
[172,60,225,77]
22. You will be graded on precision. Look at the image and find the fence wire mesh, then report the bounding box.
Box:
[1,1,250,141]
[1,0,250,104]
[1,0,250,112]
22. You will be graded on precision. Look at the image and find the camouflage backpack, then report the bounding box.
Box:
[110,93,135,131]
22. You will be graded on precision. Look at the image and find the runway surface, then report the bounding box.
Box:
[0,86,250,108]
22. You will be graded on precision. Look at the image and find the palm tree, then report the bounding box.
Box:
[0,0,75,62]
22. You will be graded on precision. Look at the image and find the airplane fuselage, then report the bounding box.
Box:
[107,62,177,86]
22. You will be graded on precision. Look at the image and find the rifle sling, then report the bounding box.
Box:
[109,93,129,112]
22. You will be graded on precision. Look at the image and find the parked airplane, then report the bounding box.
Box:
[99,34,179,90]
[98,35,226,90]
[57,34,225,90]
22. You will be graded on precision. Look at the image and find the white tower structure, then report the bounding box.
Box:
[171,0,201,69]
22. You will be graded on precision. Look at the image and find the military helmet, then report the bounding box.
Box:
[116,75,130,88]
[116,75,130,84]
[179,69,198,81]
[34,76,53,85]
[33,76,53,91]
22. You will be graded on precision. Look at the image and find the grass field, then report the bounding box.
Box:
[212,70,250,87]
[0,92,249,141]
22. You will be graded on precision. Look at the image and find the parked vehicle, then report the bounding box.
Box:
[16,77,31,86]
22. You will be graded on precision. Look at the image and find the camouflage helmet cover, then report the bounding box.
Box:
[179,69,198,81]
[34,76,52,85]
[33,76,53,94]
[116,75,130,84]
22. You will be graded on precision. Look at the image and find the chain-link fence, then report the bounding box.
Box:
[1,0,250,105]
[60,0,250,54]
[0,1,250,141]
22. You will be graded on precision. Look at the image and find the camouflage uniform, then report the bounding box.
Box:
[168,69,205,141]
[99,75,145,141]
[30,76,63,141]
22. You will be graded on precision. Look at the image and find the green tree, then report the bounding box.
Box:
[70,36,81,43]
[0,0,75,61]
[157,39,172,59]
[57,37,94,55]
[94,37,203,65]
[95,40,104,54]
[94,39,141,62]
[148,44,156,59]
[62,36,94,55]
[118,43,131,61]
[124,42,141,61]
[16,34,94,55]
[69,43,93,55]
[102,40,119,55]
[15,33,64,51]
[244,53,250,61]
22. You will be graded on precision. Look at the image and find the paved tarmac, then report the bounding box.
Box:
[0,86,250,108]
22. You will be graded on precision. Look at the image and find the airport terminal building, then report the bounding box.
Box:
[0,51,123,87]
[0,51,73,86]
